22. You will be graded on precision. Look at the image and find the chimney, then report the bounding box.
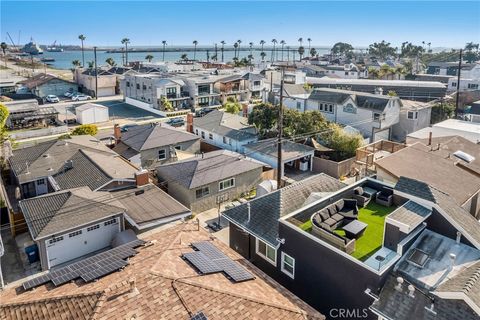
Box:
[395,277,404,291]
[128,278,139,297]
[407,284,415,298]
[186,113,194,133]
[114,124,122,142]
[374,87,383,95]
[456,231,462,244]
[428,132,432,146]
[242,103,248,117]
[135,168,149,187]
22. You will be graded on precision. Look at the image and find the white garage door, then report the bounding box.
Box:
[46,217,120,268]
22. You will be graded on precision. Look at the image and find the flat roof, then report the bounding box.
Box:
[306,77,446,88]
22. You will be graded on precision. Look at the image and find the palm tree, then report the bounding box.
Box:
[180,53,188,61]
[280,40,286,61]
[78,34,86,67]
[145,54,154,62]
[260,40,265,52]
[162,41,167,61]
[298,46,305,61]
[105,57,116,66]
[427,42,431,53]
[211,54,218,62]
[260,51,266,61]
[71,60,81,68]
[233,42,239,59]
[307,38,312,50]
[1,42,7,69]
[192,40,198,60]
[220,40,225,62]
[310,48,317,57]
[298,37,303,47]
[121,38,130,66]
[271,39,277,62]
[87,61,95,69]
[249,42,254,56]
[237,40,242,59]
[248,54,254,65]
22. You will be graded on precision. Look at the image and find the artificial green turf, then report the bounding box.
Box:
[299,220,312,231]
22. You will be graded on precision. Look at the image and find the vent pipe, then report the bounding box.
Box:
[395,277,404,291]
[407,284,415,298]
[128,278,139,296]
[456,232,462,244]
[247,203,251,223]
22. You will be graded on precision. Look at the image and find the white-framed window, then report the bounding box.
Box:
[158,149,166,160]
[451,82,457,87]
[208,133,213,140]
[407,111,418,120]
[468,83,479,89]
[49,236,64,244]
[195,129,199,135]
[219,178,235,191]
[201,131,205,139]
[87,224,100,232]
[195,186,210,199]
[296,101,302,110]
[37,179,45,185]
[68,230,82,238]
[256,238,276,265]
[104,218,117,226]
[281,252,295,278]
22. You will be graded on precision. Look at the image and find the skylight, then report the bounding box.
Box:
[407,248,429,268]
[453,150,475,163]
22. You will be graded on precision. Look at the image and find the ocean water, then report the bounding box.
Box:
[40,47,331,70]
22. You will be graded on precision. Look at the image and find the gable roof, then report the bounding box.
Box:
[18,73,75,90]
[113,123,199,153]
[0,222,324,320]
[19,187,125,239]
[193,110,257,141]
[223,174,345,246]
[308,88,396,111]
[81,69,113,76]
[244,139,315,162]
[156,150,264,189]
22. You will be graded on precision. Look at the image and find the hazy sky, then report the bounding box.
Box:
[2,1,479,48]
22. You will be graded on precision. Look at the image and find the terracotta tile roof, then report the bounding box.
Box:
[0,222,323,320]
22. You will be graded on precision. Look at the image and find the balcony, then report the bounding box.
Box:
[163,92,190,100]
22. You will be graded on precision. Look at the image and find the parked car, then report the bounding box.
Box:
[45,95,60,103]
[64,91,76,98]
[195,107,215,117]
[166,117,185,127]
[71,94,92,101]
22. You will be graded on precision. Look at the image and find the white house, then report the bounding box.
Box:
[448,77,480,92]
[75,103,109,124]
[392,99,432,142]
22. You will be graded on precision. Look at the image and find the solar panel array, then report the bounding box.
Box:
[191,311,208,320]
[183,241,254,283]
[23,239,144,291]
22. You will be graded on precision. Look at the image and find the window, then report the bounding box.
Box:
[69,230,82,238]
[451,82,457,87]
[281,252,295,278]
[198,84,211,95]
[195,186,210,199]
[468,83,479,90]
[49,236,64,244]
[256,238,276,265]
[87,224,100,232]
[219,178,235,191]
[136,84,140,90]
[296,101,302,110]
[142,84,147,90]
[208,133,213,140]
[195,129,199,135]
[345,71,349,76]
[328,104,333,113]
[37,179,45,185]
[198,97,209,106]
[318,103,323,111]
[158,149,166,160]
[201,131,205,139]
[407,111,418,120]
[253,80,261,86]
[104,218,117,226]
[373,113,381,121]
[126,81,130,87]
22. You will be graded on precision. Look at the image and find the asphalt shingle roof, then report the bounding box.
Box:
[308,88,395,111]
[244,140,315,161]
[222,174,345,246]
[193,110,257,141]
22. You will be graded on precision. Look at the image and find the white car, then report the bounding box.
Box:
[45,95,60,103]
[71,94,92,101]
[64,91,76,98]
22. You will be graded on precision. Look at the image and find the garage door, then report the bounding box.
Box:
[46,217,120,268]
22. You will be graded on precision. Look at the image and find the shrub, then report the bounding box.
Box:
[71,124,98,136]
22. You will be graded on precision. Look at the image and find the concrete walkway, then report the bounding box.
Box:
[195,207,230,245]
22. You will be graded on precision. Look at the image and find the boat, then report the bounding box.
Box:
[40,58,55,62]
[46,47,64,52]
[22,40,43,55]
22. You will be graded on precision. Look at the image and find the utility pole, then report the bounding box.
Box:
[94,46,98,100]
[455,49,462,118]
[276,67,285,189]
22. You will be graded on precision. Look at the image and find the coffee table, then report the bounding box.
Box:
[342,220,368,239]
[362,187,378,199]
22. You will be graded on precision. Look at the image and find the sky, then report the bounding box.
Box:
[1,1,479,49]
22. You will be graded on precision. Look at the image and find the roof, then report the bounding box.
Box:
[107,66,132,74]
[395,177,480,249]
[375,142,480,205]
[283,83,310,98]
[193,110,257,141]
[309,88,396,111]
[81,69,113,76]
[156,150,264,189]
[0,222,324,320]
[9,136,138,187]
[223,174,345,246]
[4,99,39,113]
[387,200,431,232]
[110,184,191,228]
[242,72,264,81]
[428,61,477,70]
[306,77,446,88]
[244,139,315,162]
[75,103,108,112]
[19,187,125,239]
[18,73,75,90]
[113,123,199,153]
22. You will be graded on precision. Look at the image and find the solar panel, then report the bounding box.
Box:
[183,252,223,274]
[191,311,208,320]
[191,242,228,260]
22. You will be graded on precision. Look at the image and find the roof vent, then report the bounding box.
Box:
[47,167,53,172]
[128,278,139,297]
[43,153,50,158]
[135,190,145,196]
[64,160,73,170]
[407,285,415,298]
[395,277,404,291]
[453,150,475,163]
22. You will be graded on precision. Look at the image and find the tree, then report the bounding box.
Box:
[260,51,266,61]
[1,42,7,68]
[400,42,424,58]
[160,96,173,112]
[307,38,312,50]
[248,103,278,137]
[71,60,81,68]
[78,34,86,67]
[224,97,241,114]
[271,39,277,61]
[145,54,154,62]
[220,40,225,62]
[319,124,363,160]
[368,40,397,60]
[298,46,305,61]
[233,42,239,59]
[387,90,397,97]
[0,103,9,148]
[87,61,95,69]
[260,40,265,51]
[162,40,167,61]
[464,42,480,63]
[71,124,98,136]
[180,53,188,61]
[121,38,130,65]
[431,101,455,124]
[331,42,354,57]
[280,40,286,61]
[236,40,242,59]
[298,37,303,47]
[105,57,116,66]
[310,47,317,57]
[368,66,379,79]
[192,40,198,60]
[249,42,254,56]
[378,64,396,79]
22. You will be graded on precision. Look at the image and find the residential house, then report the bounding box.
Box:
[320,64,366,79]
[306,88,401,141]
[243,140,315,178]
[156,150,266,212]
[215,74,249,103]
[112,122,200,168]
[306,77,447,102]
[276,83,311,112]
[448,77,480,92]
[467,99,480,122]
[426,62,480,79]
[17,73,77,98]
[74,68,117,97]
[264,69,307,85]
[406,119,480,143]
[243,72,267,102]
[180,73,222,108]
[192,110,258,153]
[4,99,59,130]
[223,174,480,318]
[391,99,433,142]
[374,136,480,218]
[0,222,323,320]
[8,135,139,199]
